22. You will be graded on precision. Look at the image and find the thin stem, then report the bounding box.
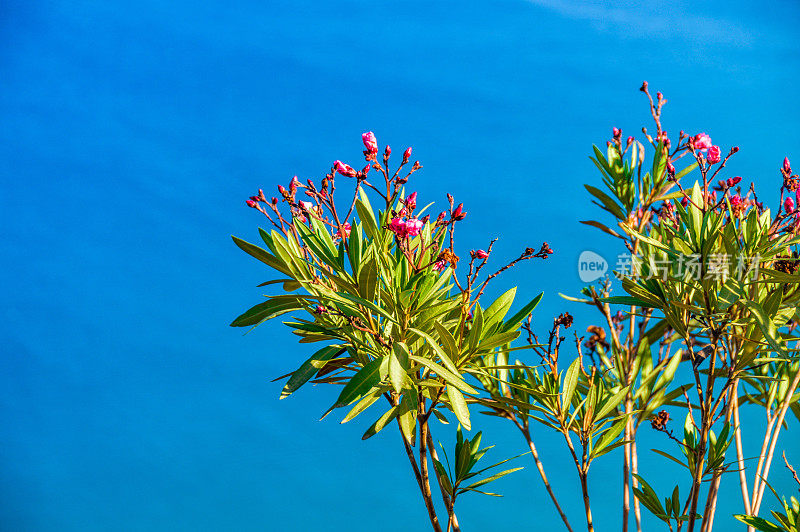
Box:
[418,411,444,532]
[517,421,575,532]
[752,367,800,514]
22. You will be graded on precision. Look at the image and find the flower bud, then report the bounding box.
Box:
[452,203,466,220]
[249,195,260,202]
[728,176,742,186]
[626,136,634,146]
[258,189,267,202]
[339,222,351,238]
[361,131,378,154]
[403,147,412,162]
[475,249,488,259]
[246,199,258,208]
[785,197,795,214]
[706,145,721,165]
[406,191,417,210]
[278,185,288,196]
[656,91,663,100]
[785,157,792,174]
[334,160,357,177]
[384,145,391,158]
[272,197,278,204]
[681,196,689,208]
[361,164,371,175]
[612,127,621,138]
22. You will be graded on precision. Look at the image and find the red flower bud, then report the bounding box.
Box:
[334,160,357,178]
[706,145,721,165]
[784,157,792,174]
[627,136,634,146]
[729,176,742,186]
[249,195,260,202]
[278,185,288,196]
[785,197,795,214]
[613,127,621,138]
[403,147,412,161]
[361,131,378,155]
[258,189,267,202]
[406,192,417,210]
[246,199,258,208]
[452,203,466,220]
[475,249,488,259]
[272,197,278,204]
[384,145,391,158]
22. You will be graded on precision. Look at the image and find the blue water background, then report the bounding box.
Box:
[2,1,799,530]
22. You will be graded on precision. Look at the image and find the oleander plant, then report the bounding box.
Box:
[232,83,800,532]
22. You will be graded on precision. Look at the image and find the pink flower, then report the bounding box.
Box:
[475,249,488,259]
[339,222,351,238]
[693,133,712,152]
[730,195,742,207]
[315,305,327,314]
[334,160,357,177]
[403,147,412,161]
[785,157,792,174]
[389,217,408,238]
[432,259,446,271]
[785,197,796,214]
[362,131,378,154]
[405,218,423,237]
[406,192,417,210]
[706,146,721,164]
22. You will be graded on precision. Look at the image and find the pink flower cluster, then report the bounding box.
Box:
[388,217,423,239]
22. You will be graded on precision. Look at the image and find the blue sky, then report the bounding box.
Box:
[1,1,799,530]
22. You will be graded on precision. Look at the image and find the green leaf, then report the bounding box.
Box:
[483,287,517,329]
[599,296,657,308]
[341,386,384,423]
[231,297,305,327]
[502,293,544,332]
[594,387,628,420]
[733,515,782,532]
[333,356,388,408]
[585,184,626,219]
[448,387,471,430]
[232,235,290,275]
[562,357,581,411]
[389,342,409,394]
[361,405,400,440]
[409,355,477,395]
[408,327,460,374]
[280,345,345,399]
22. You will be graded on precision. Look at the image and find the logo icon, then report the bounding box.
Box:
[578,251,608,283]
